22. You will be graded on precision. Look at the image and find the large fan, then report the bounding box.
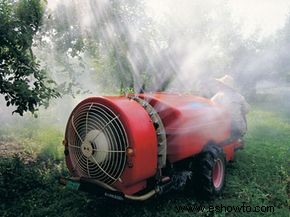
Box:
[66,102,128,184]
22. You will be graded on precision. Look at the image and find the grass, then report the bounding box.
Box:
[0,102,289,217]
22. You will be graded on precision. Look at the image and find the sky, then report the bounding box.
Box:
[145,0,290,40]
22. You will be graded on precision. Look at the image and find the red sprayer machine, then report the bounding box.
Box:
[60,93,243,200]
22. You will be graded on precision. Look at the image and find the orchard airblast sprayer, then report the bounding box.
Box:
[60,93,243,200]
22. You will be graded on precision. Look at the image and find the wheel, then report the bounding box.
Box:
[191,145,226,200]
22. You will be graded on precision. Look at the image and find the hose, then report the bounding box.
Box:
[124,189,159,201]
[62,176,160,201]
[83,177,159,201]
[80,177,118,192]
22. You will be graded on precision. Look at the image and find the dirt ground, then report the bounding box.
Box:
[0,140,35,164]
[0,141,22,156]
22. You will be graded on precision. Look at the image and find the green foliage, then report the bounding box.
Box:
[0,157,71,217]
[119,86,135,95]
[0,0,60,115]
[35,127,64,160]
[0,156,45,204]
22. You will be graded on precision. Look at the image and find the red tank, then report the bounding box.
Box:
[138,93,231,162]
[63,92,241,200]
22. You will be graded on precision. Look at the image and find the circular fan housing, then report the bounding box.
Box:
[64,96,158,194]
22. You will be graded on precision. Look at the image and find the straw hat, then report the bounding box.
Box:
[215,75,235,89]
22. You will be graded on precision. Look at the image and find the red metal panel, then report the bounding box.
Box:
[106,97,158,191]
[65,96,157,195]
[139,93,231,162]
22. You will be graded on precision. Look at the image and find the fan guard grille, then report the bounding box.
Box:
[67,102,128,185]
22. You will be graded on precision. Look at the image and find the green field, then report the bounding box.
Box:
[0,103,289,217]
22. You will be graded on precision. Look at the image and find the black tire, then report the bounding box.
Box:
[191,145,226,200]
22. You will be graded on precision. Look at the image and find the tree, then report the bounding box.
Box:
[0,0,59,115]
[35,0,158,94]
